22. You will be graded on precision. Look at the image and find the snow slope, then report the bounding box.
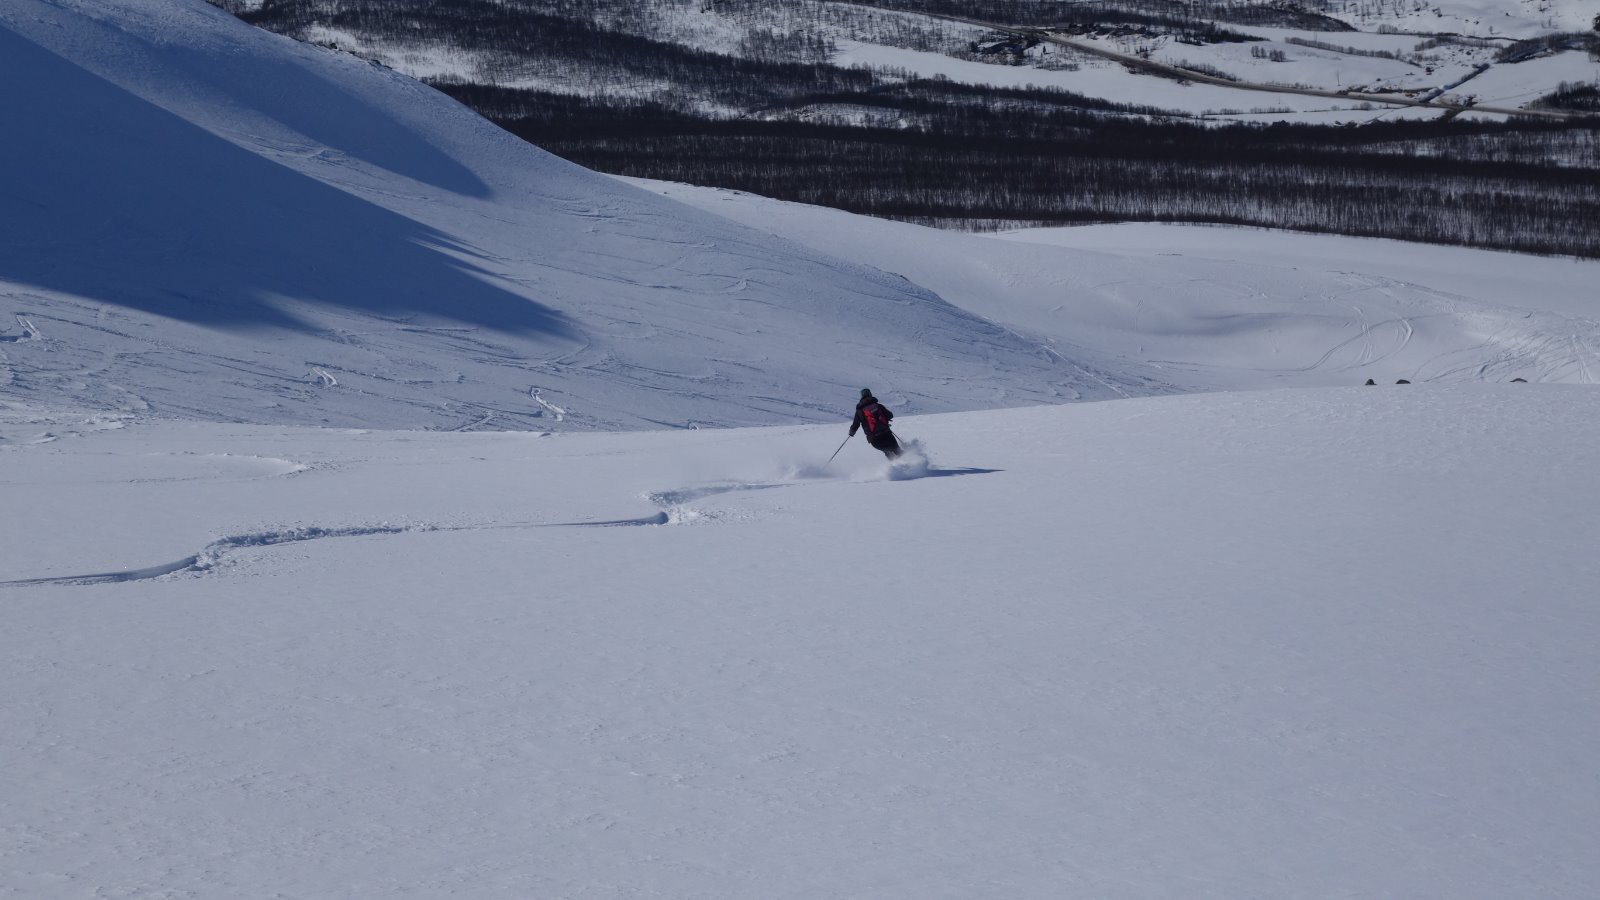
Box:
[4,386,1599,897]
[0,0,1096,432]
[6,0,1595,438]
[633,180,1600,390]
[5,3,1600,896]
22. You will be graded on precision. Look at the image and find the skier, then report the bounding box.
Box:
[849,388,901,459]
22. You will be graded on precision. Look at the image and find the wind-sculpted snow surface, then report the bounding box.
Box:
[4,387,1599,897]
[0,0,1101,431]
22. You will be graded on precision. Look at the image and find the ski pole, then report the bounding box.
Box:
[826,433,852,465]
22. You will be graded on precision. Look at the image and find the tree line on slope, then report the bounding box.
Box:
[456,84,1600,258]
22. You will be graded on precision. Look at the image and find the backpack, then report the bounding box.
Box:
[860,402,891,437]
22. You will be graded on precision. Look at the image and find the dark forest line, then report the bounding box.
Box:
[444,84,1600,258]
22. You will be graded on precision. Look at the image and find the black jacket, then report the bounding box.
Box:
[849,395,894,438]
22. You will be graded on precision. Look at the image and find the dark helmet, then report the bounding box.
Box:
[860,388,873,398]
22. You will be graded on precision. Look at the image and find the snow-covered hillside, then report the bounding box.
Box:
[5,0,1595,439]
[635,179,1600,390]
[898,0,1599,122]
[5,3,1600,896]
[6,386,1600,897]
[0,0,1098,432]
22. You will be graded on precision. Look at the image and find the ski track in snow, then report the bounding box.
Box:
[2,525,424,587]
[3,502,711,587]
[2,449,995,587]
[0,410,134,452]
[0,516,679,587]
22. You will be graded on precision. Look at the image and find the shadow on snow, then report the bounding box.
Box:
[0,28,568,337]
